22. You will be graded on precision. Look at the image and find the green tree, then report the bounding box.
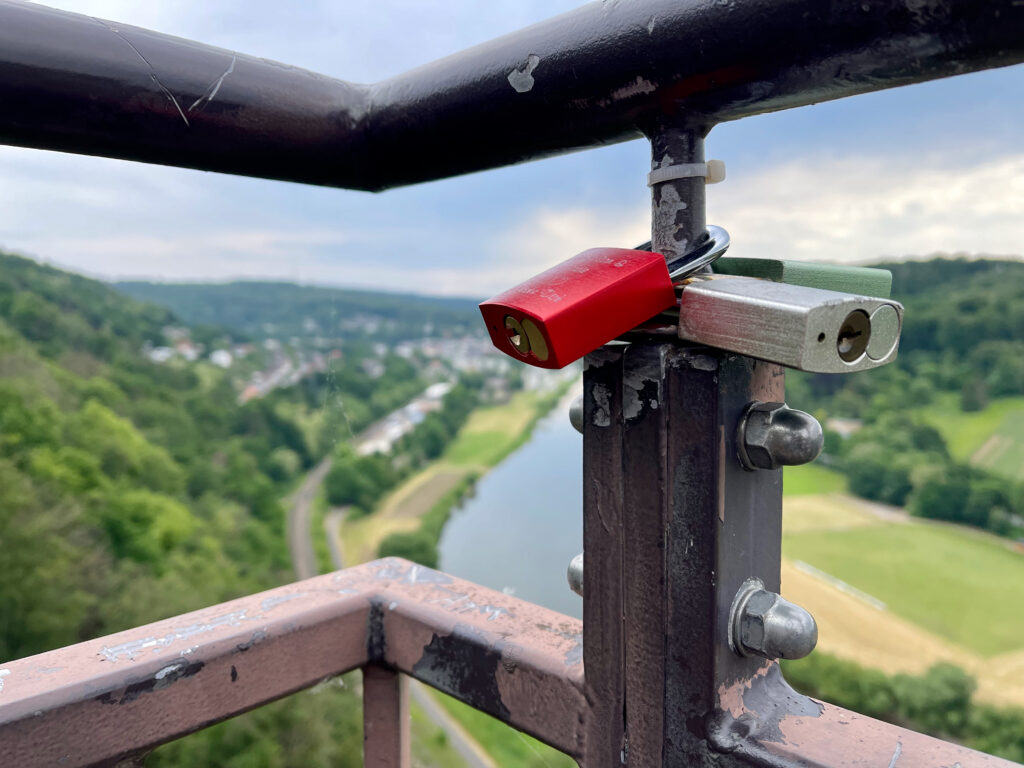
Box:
[378,531,438,568]
[97,490,197,566]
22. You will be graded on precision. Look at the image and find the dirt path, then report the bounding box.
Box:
[324,508,346,570]
[286,455,332,580]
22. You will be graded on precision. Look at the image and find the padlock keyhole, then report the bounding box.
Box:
[503,315,531,356]
[837,310,871,362]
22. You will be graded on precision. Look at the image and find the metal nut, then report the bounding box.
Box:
[729,578,817,660]
[737,401,823,471]
[567,553,584,597]
[569,394,584,435]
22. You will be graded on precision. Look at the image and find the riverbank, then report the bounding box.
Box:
[336,381,574,567]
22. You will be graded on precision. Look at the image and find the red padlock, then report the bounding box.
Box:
[479,248,677,369]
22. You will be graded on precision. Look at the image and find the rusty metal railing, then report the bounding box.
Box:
[0,557,1013,767]
[0,560,584,765]
[0,1,1022,766]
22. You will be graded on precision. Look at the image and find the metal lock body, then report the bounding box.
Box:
[479,248,677,369]
[678,275,903,373]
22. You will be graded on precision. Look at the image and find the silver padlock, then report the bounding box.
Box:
[677,275,902,373]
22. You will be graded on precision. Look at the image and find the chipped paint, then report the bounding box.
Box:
[623,359,661,421]
[0,669,9,694]
[717,663,773,718]
[154,663,184,681]
[96,660,204,706]
[591,382,611,427]
[507,54,541,93]
[564,637,583,666]
[260,592,307,611]
[610,75,657,101]
[712,664,825,754]
[235,629,268,653]
[100,609,252,662]
[431,589,512,622]
[373,559,452,586]
[887,741,903,768]
[412,624,511,719]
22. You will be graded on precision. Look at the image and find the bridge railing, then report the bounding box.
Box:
[0,1,1021,766]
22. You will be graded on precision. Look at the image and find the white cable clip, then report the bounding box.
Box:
[647,159,726,186]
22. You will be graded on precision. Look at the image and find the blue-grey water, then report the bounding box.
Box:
[438,394,583,618]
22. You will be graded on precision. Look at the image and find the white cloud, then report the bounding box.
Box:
[459,150,1024,297]
[3,147,1020,299]
[710,152,1024,264]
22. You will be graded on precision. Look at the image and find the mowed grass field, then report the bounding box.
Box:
[781,464,1024,706]
[442,390,550,469]
[784,520,1024,657]
[917,393,1024,478]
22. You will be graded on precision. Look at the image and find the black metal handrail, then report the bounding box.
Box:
[0,0,1020,191]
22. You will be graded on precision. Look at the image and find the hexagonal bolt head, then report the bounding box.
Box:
[567,553,584,597]
[737,401,823,471]
[729,578,818,660]
[569,394,584,435]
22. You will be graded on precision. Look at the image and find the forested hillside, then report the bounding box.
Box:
[117,280,480,343]
[0,251,429,766]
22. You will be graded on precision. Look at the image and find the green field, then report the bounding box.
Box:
[783,463,848,496]
[917,393,1024,477]
[443,390,553,468]
[783,519,1024,657]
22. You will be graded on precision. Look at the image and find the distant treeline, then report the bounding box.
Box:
[117,280,481,344]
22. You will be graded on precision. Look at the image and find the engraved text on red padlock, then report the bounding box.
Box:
[479,248,677,369]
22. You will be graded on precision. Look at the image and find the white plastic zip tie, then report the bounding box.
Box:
[647,159,726,186]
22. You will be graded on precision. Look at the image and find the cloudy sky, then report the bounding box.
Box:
[1,0,1021,298]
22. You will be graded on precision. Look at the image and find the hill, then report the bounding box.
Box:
[0,250,429,767]
[116,280,480,343]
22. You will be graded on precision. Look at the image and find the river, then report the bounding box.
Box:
[438,390,584,619]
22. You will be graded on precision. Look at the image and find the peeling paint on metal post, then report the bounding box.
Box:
[648,124,706,262]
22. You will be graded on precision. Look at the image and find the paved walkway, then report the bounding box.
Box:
[286,456,333,580]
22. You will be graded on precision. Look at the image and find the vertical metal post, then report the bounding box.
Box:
[362,665,411,768]
[649,123,706,260]
[582,347,627,768]
[582,122,785,766]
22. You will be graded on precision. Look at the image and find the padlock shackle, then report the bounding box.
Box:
[0,0,1019,191]
[632,225,732,280]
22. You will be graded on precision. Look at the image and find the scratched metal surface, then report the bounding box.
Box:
[0,558,584,767]
[0,0,1020,190]
[0,555,1014,766]
[579,339,1016,768]
[715,665,1019,768]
